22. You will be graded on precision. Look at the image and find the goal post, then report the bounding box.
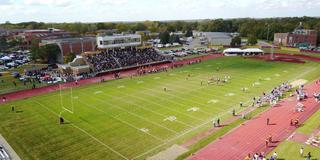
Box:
[59,84,75,115]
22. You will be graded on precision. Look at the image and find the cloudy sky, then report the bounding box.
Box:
[0,0,319,23]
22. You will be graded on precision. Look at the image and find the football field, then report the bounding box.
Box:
[1,57,320,160]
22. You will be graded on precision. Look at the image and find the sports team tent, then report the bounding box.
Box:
[242,48,264,55]
[223,48,243,56]
[223,48,264,56]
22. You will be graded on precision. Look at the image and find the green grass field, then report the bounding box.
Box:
[1,57,320,160]
[263,48,320,58]
[269,141,320,160]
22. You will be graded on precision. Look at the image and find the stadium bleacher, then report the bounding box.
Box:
[85,48,167,72]
[0,145,10,160]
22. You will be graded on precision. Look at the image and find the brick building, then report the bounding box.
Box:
[40,37,96,63]
[15,28,76,49]
[274,29,318,48]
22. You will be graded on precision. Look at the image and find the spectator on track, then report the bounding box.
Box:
[295,102,304,112]
[273,152,278,159]
[253,153,259,160]
[244,154,251,160]
[313,92,320,102]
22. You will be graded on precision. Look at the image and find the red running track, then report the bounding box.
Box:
[189,81,320,160]
[0,54,223,104]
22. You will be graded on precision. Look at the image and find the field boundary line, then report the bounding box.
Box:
[132,104,250,160]
[76,98,166,142]
[33,100,129,160]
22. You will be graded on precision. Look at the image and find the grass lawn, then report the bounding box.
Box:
[268,109,320,159]
[296,110,320,135]
[263,48,320,58]
[1,57,320,160]
[268,141,320,159]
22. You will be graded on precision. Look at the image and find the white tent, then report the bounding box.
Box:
[223,48,264,56]
[223,48,243,56]
[223,48,243,53]
[242,48,264,53]
[0,56,11,61]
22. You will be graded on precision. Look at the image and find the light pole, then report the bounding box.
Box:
[266,24,270,42]
[266,23,274,60]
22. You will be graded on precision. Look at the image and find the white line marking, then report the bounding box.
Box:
[33,100,129,160]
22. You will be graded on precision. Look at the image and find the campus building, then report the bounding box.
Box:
[96,34,142,49]
[195,32,234,46]
[274,29,318,48]
[40,37,96,63]
[16,28,76,49]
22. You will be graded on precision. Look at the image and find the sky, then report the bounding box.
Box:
[0,0,319,23]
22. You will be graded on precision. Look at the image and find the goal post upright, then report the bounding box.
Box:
[59,84,75,115]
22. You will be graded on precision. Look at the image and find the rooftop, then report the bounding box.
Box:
[202,32,232,38]
[41,37,96,44]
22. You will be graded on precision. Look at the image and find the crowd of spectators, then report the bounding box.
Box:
[250,82,292,108]
[86,48,167,72]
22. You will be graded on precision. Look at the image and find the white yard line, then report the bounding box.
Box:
[133,65,320,159]
[82,89,194,128]
[33,100,130,160]
[76,93,179,134]
[31,62,318,160]
[132,105,250,160]
[75,99,166,142]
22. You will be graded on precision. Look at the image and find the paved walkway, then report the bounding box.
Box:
[189,81,320,160]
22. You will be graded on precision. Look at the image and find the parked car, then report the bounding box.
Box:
[12,72,21,78]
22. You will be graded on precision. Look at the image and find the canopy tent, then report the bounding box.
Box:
[242,48,264,53]
[223,48,264,56]
[0,56,11,61]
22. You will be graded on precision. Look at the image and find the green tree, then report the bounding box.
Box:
[30,43,60,64]
[0,37,8,50]
[169,35,181,44]
[160,31,170,44]
[115,23,128,32]
[64,53,76,63]
[44,44,60,64]
[185,30,193,37]
[231,36,241,47]
[247,35,258,45]
[30,39,44,62]
[96,23,106,30]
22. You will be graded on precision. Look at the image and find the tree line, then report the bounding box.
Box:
[1,17,320,43]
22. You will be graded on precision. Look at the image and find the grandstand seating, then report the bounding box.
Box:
[85,48,167,72]
[0,145,10,160]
